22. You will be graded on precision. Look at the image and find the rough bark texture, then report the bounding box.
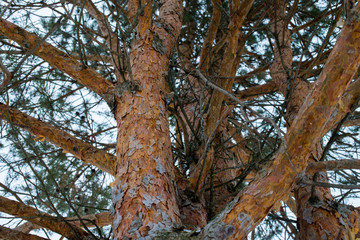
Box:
[295,172,360,239]
[2,1,360,239]
[189,0,255,193]
[202,9,360,238]
[111,0,184,238]
[268,3,360,238]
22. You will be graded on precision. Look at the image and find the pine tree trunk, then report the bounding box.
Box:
[111,1,184,238]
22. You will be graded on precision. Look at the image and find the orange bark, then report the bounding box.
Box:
[0,19,115,100]
[111,0,183,238]
[295,171,360,239]
[15,211,112,233]
[199,0,223,74]
[234,81,277,101]
[0,225,49,240]
[0,196,91,239]
[323,77,360,133]
[189,0,255,192]
[268,3,360,238]
[0,103,115,175]
[202,8,360,238]
[306,159,360,175]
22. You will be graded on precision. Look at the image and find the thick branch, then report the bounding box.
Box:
[344,118,360,126]
[0,196,91,239]
[235,81,277,101]
[0,19,114,100]
[199,0,222,73]
[189,0,255,191]
[0,103,116,175]
[323,77,360,133]
[202,6,360,238]
[302,180,360,190]
[15,211,112,234]
[0,225,48,240]
[306,159,360,175]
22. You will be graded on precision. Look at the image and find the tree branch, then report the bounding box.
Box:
[202,5,360,238]
[306,159,360,174]
[0,225,49,240]
[323,77,360,134]
[199,0,223,73]
[0,196,91,239]
[302,180,360,190]
[0,19,115,102]
[0,103,116,175]
[15,211,112,234]
[65,0,125,81]
[234,81,277,101]
[188,0,255,191]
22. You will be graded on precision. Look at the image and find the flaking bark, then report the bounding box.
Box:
[111,0,184,238]
[202,5,360,238]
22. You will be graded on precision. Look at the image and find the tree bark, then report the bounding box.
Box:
[0,103,115,175]
[0,19,115,101]
[268,3,360,238]
[189,0,255,194]
[0,196,92,240]
[0,225,49,240]
[202,7,360,238]
[14,211,112,234]
[111,0,184,238]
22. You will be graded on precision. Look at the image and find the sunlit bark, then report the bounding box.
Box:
[268,3,360,238]
[2,1,360,239]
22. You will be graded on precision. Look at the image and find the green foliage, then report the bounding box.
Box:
[0,0,359,239]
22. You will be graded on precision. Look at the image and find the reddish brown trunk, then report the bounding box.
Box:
[112,42,181,238]
[111,1,183,238]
